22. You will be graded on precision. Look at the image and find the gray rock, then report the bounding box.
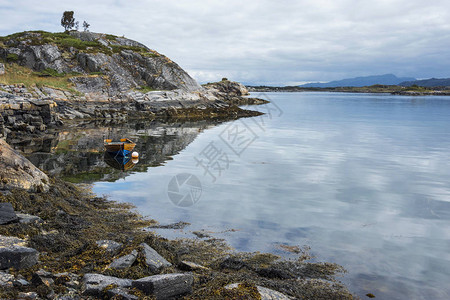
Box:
[225,283,294,300]
[0,63,5,75]
[54,272,80,289]
[31,269,54,286]
[0,235,39,270]
[13,278,30,286]
[108,250,138,269]
[106,287,139,300]
[17,292,39,299]
[16,213,43,224]
[0,139,49,192]
[82,273,132,296]
[141,243,172,272]
[132,273,193,299]
[96,239,122,254]
[0,202,19,225]
[0,270,15,287]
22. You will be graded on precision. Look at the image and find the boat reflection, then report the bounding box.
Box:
[103,151,138,171]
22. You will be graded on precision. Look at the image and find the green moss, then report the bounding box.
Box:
[6,53,19,62]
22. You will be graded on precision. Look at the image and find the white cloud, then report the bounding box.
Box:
[1,0,450,84]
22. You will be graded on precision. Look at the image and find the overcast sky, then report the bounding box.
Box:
[1,0,450,85]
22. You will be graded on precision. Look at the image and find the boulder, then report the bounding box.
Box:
[108,250,138,269]
[82,273,132,296]
[0,63,5,75]
[0,235,39,270]
[225,283,294,300]
[132,273,193,299]
[96,240,122,254]
[0,139,49,192]
[141,243,172,272]
[0,202,19,225]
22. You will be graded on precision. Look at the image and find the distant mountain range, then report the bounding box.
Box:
[399,78,450,87]
[300,74,416,88]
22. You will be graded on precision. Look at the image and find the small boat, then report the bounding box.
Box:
[104,138,136,156]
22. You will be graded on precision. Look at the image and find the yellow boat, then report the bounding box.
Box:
[104,138,136,156]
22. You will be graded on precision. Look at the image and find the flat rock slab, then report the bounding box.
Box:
[96,239,122,254]
[0,235,39,270]
[109,250,138,269]
[141,243,172,272]
[82,273,132,296]
[0,203,19,225]
[16,213,43,224]
[132,273,193,299]
[225,283,294,300]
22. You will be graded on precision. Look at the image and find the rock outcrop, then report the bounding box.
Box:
[0,31,201,95]
[203,79,269,105]
[0,138,49,192]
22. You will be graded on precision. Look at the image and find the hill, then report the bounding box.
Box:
[300,74,416,88]
[0,30,200,95]
[0,31,264,139]
[399,78,450,87]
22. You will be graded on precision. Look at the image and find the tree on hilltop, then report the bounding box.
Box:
[83,21,90,31]
[61,11,76,32]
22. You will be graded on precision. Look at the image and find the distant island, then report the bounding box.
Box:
[299,74,416,88]
[248,74,450,95]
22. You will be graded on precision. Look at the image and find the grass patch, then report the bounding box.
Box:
[0,63,75,91]
[135,86,156,93]
[105,34,117,41]
[111,44,159,57]
[33,68,66,77]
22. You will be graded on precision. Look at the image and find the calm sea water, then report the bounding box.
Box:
[91,92,450,299]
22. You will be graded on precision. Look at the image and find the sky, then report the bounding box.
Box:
[1,0,450,85]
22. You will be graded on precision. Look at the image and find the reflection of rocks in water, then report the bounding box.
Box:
[8,119,220,183]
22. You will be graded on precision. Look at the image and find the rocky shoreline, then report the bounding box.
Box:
[0,139,355,299]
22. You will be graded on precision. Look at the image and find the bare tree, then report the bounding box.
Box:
[83,21,90,32]
[61,11,75,32]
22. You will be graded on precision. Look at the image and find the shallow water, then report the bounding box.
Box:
[21,92,450,299]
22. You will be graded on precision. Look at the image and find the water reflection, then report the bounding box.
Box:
[8,119,223,182]
[103,152,138,172]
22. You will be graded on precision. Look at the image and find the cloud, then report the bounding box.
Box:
[1,0,450,85]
